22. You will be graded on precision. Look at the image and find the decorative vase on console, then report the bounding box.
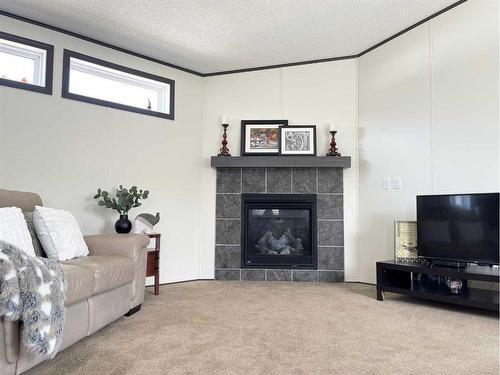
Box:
[115,214,132,233]
[93,185,149,234]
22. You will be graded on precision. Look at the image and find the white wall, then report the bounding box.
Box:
[430,0,499,193]
[200,61,359,281]
[0,83,5,186]
[1,0,497,285]
[358,0,499,283]
[0,15,204,283]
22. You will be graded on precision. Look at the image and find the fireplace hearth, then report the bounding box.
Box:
[242,194,317,269]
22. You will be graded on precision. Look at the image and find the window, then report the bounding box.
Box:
[0,31,53,94]
[62,50,175,120]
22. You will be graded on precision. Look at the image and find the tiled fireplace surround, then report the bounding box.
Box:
[215,167,344,282]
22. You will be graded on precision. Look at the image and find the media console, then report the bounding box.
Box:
[376,260,499,311]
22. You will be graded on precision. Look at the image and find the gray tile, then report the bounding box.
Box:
[292,270,318,282]
[216,194,241,218]
[318,271,344,283]
[317,221,344,246]
[267,168,291,193]
[215,269,240,281]
[215,245,241,268]
[292,168,317,193]
[217,169,241,193]
[241,269,265,281]
[242,168,266,193]
[317,194,343,220]
[318,247,344,270]
[318,168,343,193]
[215,219,241,244]
[266,269,292,281]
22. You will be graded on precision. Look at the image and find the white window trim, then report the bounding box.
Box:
[69,57,169,113]
[0,39,47,86]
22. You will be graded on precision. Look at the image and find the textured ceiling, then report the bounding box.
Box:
[0,0,459,74]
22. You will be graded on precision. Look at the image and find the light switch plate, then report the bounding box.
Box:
[383,177,391,190]
[393,177,402,189]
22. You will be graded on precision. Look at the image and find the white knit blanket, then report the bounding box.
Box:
[0,240,66,358]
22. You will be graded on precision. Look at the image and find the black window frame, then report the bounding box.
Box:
[62,49,175,120]
[0,31,54,95]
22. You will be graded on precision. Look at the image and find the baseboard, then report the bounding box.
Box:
[346,281,376,286]
[146,278,213,288]
[146,279,373,287]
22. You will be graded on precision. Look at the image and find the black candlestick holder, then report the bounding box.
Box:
[218,123,231,157]
[326,130,341,157]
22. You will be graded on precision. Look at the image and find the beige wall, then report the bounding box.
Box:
[200,62,359,281]
[358,0,499,283]
[0,15,204,283]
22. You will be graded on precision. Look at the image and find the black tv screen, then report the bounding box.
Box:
[417,193,499,265]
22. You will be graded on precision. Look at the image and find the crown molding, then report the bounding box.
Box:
[0,0,468,78]
[0,9,204,77]
[357,0,467,57]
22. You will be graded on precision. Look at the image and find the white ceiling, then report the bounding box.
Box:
[0,0,458,74]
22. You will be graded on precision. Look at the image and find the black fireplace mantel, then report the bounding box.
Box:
[211,156,351,169]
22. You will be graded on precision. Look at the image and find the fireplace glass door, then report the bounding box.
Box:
[242,194,317,268]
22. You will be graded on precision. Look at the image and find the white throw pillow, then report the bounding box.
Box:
[33,206,89,261]
[0,207,36,257]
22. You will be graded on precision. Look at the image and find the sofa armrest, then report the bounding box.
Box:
[84,234,150,261]
[0,318,18,371]
[84,234,150,309]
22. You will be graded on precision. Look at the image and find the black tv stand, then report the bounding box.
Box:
[427,259,467,268]
[376,260,499,311]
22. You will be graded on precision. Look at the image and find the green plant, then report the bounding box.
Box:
[93,185,149,215]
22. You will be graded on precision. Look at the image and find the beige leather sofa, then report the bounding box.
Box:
[0,189,149,374]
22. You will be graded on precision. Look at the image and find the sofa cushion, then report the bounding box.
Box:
[23,212,47,258]
[60,263,95,306]
[0,188,42,212]
[65,255,135,295]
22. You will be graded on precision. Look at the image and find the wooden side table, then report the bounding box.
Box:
[146,233,160,295]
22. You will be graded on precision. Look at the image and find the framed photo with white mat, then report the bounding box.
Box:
[279,125,316,156]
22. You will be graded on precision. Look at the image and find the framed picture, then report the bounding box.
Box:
[394,220,418,263]
[241,120,288,156]
[279,125,316,156]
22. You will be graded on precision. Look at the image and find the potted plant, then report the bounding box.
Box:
[93,185,149,233]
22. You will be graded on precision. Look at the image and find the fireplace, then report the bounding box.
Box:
[213,165,347,282]
[242,194,317,269]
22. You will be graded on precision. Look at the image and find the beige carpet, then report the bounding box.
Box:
[27,282,498,375]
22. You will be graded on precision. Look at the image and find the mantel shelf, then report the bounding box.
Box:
[211,156,351,169]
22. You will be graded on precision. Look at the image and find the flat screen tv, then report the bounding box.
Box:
[417,193,499,265]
